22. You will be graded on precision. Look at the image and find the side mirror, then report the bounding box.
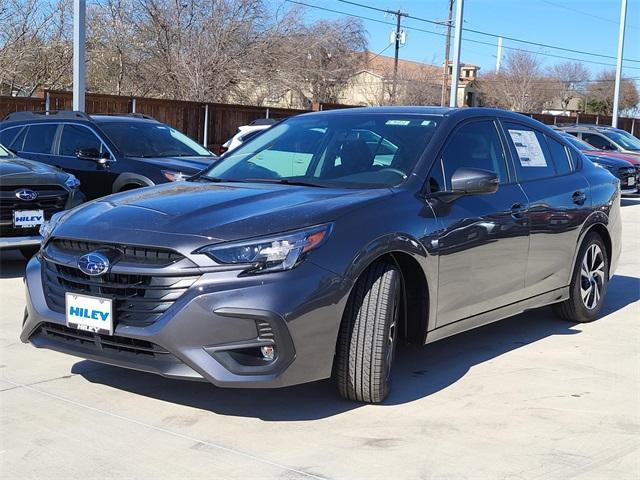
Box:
[451,167,499,195]
[77,148,109,164]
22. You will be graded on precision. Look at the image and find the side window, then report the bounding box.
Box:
[503,122,555,181]
[23,124,58,154]
[0,127,22,148]
[545,135,573,175]
[59,125,102,156]
[439,120,509,189]
[582,133,615,150]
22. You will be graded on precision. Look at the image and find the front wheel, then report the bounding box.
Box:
[335,262,401,403]
[553,233,609,323]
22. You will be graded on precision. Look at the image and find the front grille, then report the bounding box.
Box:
[0,185,68,237]
[36,322,169,357]
[42,258,198,327]
[50,238,183,266]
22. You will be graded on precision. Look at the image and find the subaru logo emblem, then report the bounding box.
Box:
[78,252,110,276]
[15,188,38,201]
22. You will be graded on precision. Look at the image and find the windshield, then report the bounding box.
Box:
[603,130,640,151]
[562,134,596,151]
[98,122,211,158]
[200,113,441,188]
[0,144,14,157]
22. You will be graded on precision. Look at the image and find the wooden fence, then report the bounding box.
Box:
[0,91,638,150]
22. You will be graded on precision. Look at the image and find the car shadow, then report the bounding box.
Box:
[621,197,640,207]
[0,250,28,279]
[74,274,639,421]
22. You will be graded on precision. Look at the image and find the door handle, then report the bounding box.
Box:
[572,190,586,205]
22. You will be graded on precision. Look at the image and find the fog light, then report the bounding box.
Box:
[260,345,275,361]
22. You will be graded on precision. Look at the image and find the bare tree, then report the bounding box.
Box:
[584,70,639,116]
[0,0,72,96]
[478,51,552,112]
[548,61,590,113]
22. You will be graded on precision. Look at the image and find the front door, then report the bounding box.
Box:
[56,124,117,199]
[426,119,530,326]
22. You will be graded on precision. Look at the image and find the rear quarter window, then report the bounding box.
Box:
[545,135,573,175]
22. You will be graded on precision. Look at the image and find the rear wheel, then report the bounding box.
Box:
[553,233,609,323]
[335,262,401,403]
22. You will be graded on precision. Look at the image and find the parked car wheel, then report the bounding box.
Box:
[553,233,609,323]
[335,262,401,403]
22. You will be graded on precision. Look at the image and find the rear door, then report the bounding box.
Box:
[427,118,530,326]
[501,121,590,297]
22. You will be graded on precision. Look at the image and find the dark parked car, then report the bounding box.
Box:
[559,132,638,195]
[20,107,621,403]
[0,111,217,199]
[0,144,84,257]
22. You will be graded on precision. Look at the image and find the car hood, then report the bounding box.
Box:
[0,157,69,184]
[585,154,632,168]
[135,155,217,174]
[582,149,640,166]
[52,181,391,249]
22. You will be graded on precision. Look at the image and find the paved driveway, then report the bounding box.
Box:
[1,200,638,480]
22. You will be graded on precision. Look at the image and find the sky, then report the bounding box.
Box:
[283,0,640,81]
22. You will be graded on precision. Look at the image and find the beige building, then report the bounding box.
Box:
[262,51,482,109]
[336,52,482,107]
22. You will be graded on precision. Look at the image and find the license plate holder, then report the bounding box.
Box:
[628,176,636,186]
[65,292,114,335]
[13,209,45,229]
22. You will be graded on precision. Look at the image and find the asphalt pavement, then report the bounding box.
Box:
[1,199,639,480]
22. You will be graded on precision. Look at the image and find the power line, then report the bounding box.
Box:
[335,0,640,64]
[539,0,639,30]
[287,0,640,71]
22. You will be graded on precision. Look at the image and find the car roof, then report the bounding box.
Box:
[1,110,160,125]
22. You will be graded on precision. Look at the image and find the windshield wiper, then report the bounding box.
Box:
[242,178,327,188]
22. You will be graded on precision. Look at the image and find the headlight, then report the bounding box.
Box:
[39,210,70,242]
[162,170,189,182]
[64,174,80,190]
[198,224,332,273]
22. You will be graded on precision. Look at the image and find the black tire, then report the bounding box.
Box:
[553,232,609,323]
[335,262,401,403]
[19,246,39,259]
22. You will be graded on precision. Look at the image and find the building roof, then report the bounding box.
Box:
[356,51,441,80]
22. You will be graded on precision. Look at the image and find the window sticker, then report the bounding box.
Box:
[385,120,411,126]
[508,129,547,167]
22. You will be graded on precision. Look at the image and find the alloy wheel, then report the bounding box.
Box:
[580,244,605,310]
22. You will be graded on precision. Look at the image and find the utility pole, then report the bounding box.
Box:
[449,0,464,108]
[612,0,627,128]
[440,0,454,106]
[72,0,86,112]
[495,37,503,73]
[388,9,408,105]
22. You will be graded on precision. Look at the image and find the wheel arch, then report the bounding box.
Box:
[571,213,613,282]
[340,234,434,347]
[112,173,155,193]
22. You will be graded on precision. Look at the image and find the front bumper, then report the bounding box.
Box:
[20,255,347,388]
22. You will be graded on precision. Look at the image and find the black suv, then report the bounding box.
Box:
[0,111,217,199]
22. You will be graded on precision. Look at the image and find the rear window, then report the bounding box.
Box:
[23,124,58,154]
